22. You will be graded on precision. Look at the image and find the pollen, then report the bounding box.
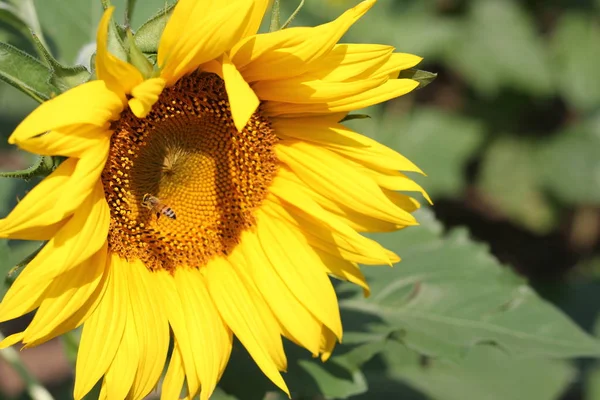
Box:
[101,72,279,271]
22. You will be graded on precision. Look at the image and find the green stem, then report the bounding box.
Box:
[125,0,137,28]
[0,155,55,180]
[281,0,305,29]
[269,0,281,32]
[0,332,55,400]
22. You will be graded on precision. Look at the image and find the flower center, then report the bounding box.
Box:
[101,72,279,271]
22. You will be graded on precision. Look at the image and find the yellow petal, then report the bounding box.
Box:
[155,270,200,397]
[205,256,290,396]
[158,0,256,84]
[13,124,111,158]
[22,243,108,345]
[223,54,259,131]
[272,115,424,173]
[203,55,259,132]
[253,76,386,104]
[24,261,110,348]
[16,181,109,285]
[102,299,139,400]
[0,158,74,240]
[319,325,338,361]
[254,210,343,340]
[8,81,122,146]
[265,79,418,116]
[299,44,394,82]
[96,7,144,100]
[74,253,128,399]
[236,231,323,356]
[0,332,24,349]
[272,169,407,233]
[263,196,398,265]
[276,142,417,225]
[231,0,376,82]
[0,135,110,241]
[162,342,186,400]
[240,0,270,38]
[316,249,370,297]
[173,268,233,400]
[357,52,423,80]
[128,259,170,400]
[128,77,166,118]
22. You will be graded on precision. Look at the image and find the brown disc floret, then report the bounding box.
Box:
[101,72,279,271]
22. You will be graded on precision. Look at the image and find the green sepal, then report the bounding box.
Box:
[100,0,128,64]
[0,155,60,181]
[0,41,58,102]
[30,33,90,92]
[340,114,371,122]
[399,68,438,89]
[134,3,176,54]
[127,30,153,78]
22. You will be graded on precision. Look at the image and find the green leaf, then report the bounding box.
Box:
[30,32,90,92]
[478,137,556,233]
[446,0,553,96]
[398,68,437,90]
[340,209,600,360]
[0,41,58,102]
[377,108,485,198]
[373,341,574,400]
[133,2,175,54]
[551,12,600,111]
[537,116,600,205]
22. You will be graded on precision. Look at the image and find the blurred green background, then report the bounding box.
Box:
[0,0,600,399]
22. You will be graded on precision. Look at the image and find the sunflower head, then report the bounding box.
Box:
[0,1,430,399]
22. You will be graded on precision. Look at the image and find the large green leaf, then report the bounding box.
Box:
[339,209,600,360]
[363,341,574,400]
[446,0,553,96]
[0,41,58,102]
[551,12,600,112]
[478,137,556,233]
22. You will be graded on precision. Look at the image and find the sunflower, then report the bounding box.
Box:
[0,0,429,398]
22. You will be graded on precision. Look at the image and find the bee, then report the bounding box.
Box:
[141,193,176,220]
